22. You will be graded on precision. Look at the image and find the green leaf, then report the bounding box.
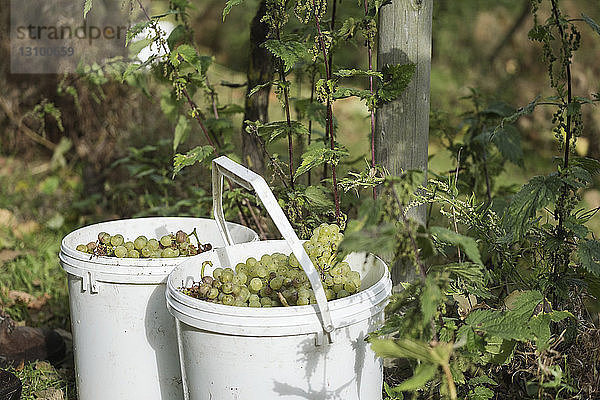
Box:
[303,186,334,211]
[248,81,273,98]
[468,386,495,400]
[465,291,543,341]
[469,376,498,386]
[173,115,191,152]
[571,157,600,176]
[223,0,244,21]
[334,69,383,80]
[262,40,308,72]
[491,125,523,167]
[370,338,435,363]
[504,174,562,240]
[582,13,600,36]
[126,21,152,46]
[83,0,93,18]
[294,142,349,180]
[247,120,308,143]
[529,311,572,350]
[494,96,540,133]
[578,240,600,276]
[167,25,186,50]
[393,363,438,392]
[429,227,482,265]
[421,276,443,323]
[377,63,416,104]
[333,87,373,101]
[171,45,212,74]
[383,382,404,399]
[338,223,397,260]
[172,145,214,177]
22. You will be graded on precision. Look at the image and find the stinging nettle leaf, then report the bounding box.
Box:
[294,142,349,180]
[172,145,214,177]
[582,13,600,36]
[334,69,383,80]
[429,227,483,265]
[262,40,308,72]
[377,63,415,104]
[491,125,523,167]
[578,240,600,277]
[393,363,438,392]
[173,115,190,152]
[223,0,245,21]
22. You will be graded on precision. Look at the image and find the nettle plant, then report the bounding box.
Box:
[78,0,414,237]
[355,1,600,399]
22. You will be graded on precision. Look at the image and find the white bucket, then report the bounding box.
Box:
[165,157,392,400]
[166,241,391,400]
[59,217,258,400]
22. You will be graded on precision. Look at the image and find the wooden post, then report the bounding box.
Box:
[376,0,433,285]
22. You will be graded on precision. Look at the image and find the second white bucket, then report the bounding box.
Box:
[59,217,258,400]
[167,242,391,400]
[166,156,392,399]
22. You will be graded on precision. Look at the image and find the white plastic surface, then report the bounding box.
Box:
[212,156,334,333]
[59,217,257,400]
[166,240,392,400]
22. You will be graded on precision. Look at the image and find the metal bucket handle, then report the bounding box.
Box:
[212,156,335,334]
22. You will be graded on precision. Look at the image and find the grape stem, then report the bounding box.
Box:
[188,228,201,248]
[277,292,290,307]
[200,261,212,279]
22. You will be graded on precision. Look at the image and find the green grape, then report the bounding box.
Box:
[212,280,222,290]
[340,263,351,275]
[325,288,336,301]
[148,239,160,250]
[76,244,88,253]
[246,257,257,267]
[128,249,140,258]
[221,270,234,283]
[114,245,128,258]
[337,289,350,299]
[260,254,273,265]
[134,236,148,250]
[235,263,248,274]
[344,281,358,294]
[233,272,247,285]
[124,241,135,251]
[172,248,180,257]
[269,276,284,290]
[248,301,261,308]
[160,235,173,247]
[297,297,309,306]
[234,299,247,307]
[231,284,242,296]
[213,268,223,280]
[333,275,344,285]
[248,294,260,303]
[255,266,267,278]
[217,293,225,302]
[151,250,162,258]
[260,297,272,307]
[249,278,262,293]
[238,287,251,302]
[98,232,111,244]
[141,246,152,257]
[222,282,234,294]
[162,248,176,258]
[111,234,124,247]
[222,295,235,306]
[324,275,334,287]
[332,284,344,293]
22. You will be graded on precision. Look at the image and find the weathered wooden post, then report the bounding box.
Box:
[376,0,433,285]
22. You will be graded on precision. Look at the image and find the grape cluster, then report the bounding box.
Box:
[75,230,212,258]
[181,223,361,307]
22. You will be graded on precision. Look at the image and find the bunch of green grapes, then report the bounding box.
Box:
[181,223,361,307]
[75,230,212,258]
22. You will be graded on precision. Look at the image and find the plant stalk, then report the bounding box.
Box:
[363,0,376,200]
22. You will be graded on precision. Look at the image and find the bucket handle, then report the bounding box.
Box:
[212,156,335,334]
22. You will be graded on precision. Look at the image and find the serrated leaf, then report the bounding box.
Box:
[172,145,214,177]
[334,69,383,80]
[294,142,348,179]
[578,240,600,276]
[421,276,443,323]
[223,0,244,21]
[469,386,495,400]
[491,125,523,166]
[430,227,482,265]
[529,311,573,350]
[248,120,308,143]
[582,13,600,36]
[83,0,93,18]
[167,25,186,50]
[173,115,190,151]
[333,87,373,101]
[170,44,212,74]
[393,363,438,392]
[126,20,153,46]
[262,40,308,72]
[248,81,273,98]
[504,174,562,240]
[469,376,498,386]
[481,101,516,118]
[377,63,416,104]
[303,186,334,211]
[571,156,600,176]
[494,96,540,133]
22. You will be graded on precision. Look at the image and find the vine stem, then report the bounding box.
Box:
[441,363,458,400]
[312,0,341,220]
[363,0,377,200]
[275,29,295,190]
[135,0,218,151]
